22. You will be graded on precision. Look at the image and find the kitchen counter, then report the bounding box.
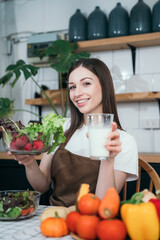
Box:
[139,153,160,163]
[0,152,42,160]
[0,152,159,163]
[0,151,159,205]
[0,155,52,205]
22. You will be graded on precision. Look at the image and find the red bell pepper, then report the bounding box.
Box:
[21,207,35,216]
[149,190,160,238]
[149,190,160,221]
[149,198,160,220]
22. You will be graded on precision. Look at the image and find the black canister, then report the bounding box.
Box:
[152,0,160,32]
[130,0,152,35]
[87,6,108,40]
[108,2,129,38]
[69,9,87,42]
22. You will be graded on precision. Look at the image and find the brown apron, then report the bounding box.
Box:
[50,136,100,207]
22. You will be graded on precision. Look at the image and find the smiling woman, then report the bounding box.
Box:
[68,67,102,116]
[12,58,138,207]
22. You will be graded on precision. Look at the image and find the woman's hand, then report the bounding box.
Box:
[8,151,35,166]
[105,122,121,160]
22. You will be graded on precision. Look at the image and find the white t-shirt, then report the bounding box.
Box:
[54,118,138,182]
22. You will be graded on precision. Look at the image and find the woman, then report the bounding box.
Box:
[12,58,138,207]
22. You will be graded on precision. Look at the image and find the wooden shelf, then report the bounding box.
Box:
[77,32,160,52]
[33,33,160,68]
[116,91,160,103]
[26,98,60,106]
[26,89,67,106]
[26,33,160,105]
[25,91,160,106]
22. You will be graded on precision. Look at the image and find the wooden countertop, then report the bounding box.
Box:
[0,152,159,163]
[0,152,42,160]
[139,153,160,163]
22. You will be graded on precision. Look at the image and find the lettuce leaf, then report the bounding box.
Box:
[19,112,66,153]
[0,126,13,148]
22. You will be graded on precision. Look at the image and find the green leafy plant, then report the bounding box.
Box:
[0,98,14,119]
[0,39,90,119]
[0,60,59,117]
[0,97,41,119]
[38,39,90,116]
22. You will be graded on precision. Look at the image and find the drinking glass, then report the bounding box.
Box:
[87,113,114,160]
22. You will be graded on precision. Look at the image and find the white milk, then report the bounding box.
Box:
[88,126,111,160]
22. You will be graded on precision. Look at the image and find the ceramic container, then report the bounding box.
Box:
[152,0,160,32]
[130,0,152,35]
[69,9,87,42]
[87,6,108,40]
[108,2,129,37]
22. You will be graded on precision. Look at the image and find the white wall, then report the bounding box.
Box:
[0,0,160,153]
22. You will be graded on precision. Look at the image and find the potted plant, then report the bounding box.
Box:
[0,39,90,119]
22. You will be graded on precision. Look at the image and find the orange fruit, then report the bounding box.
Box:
[40,217,68,237]
[96,219,127,240]
[76,215,100,240]
[66,211,81,233]
[78,193,101,215]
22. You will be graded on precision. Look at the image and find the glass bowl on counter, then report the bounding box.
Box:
[0,190,41,221]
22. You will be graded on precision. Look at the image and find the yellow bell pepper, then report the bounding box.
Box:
[121,192,159,240]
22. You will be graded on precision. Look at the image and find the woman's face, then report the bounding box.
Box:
[68,66,103,115]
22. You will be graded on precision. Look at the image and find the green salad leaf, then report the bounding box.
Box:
[0,113,66,154]
[18,112,66,153]
[0,204,21,219]
[22,191,29,201]
[0,201,3,212]
[5,207,21,218]
[0,126,13,148]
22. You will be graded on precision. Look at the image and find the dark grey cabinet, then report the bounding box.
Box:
[0,159,51,205]
[0,159,159,202]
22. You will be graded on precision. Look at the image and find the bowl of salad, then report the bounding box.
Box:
[0,190,41,220]
[0,112,66,155]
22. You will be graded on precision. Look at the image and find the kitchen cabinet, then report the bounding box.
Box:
[0,153,51,205]
[0,152,159,201]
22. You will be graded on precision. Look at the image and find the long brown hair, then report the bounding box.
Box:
[65,58,122,139]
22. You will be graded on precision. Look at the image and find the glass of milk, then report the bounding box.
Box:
[87,113,114,160]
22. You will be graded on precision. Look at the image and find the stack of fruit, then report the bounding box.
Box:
[40,184,160,240]
[68,188,127,240]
